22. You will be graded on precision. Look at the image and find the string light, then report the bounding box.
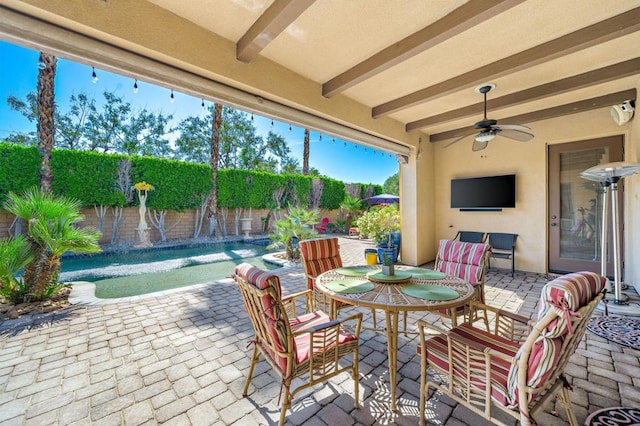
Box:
[170,90,175,103]
[251,113,254,121]
[133,80,139,94]
[319,135,322,141]
[289,124,292,132]
[91,67,98,83]
[270,119,274,127]
[201,99,205,109]
[344,141,347,147]
[354,145,358,150]
[332,138,335,144]
[364,147,367,152]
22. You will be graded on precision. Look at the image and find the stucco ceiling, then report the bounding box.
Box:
[1,0,639,152]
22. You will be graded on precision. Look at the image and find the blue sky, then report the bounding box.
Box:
[0,41,398,185]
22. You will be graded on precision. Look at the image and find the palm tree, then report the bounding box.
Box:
[0,236,35,304]
[207,103,223,235]
[3,188,101,300]
[37,52,57,192]
[340,195,362,233]
[303,129,310,175]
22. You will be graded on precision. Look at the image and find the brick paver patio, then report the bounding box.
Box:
[1,236,639,425]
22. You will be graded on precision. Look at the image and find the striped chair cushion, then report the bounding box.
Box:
[417,323,520,406]
[506,271,606,406]
[435,240,490,285]
[536,271,607,332]
[299,238,343,290]
[235,262,282,319]
[292,311,357,365]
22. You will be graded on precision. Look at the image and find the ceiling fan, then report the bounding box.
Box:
[444,84,534,152]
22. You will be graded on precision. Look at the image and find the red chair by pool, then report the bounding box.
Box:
[313,217,329,234]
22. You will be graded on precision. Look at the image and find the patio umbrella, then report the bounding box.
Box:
[362,193,400,205]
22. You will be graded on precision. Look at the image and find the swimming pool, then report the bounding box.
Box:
[60,240,281,298]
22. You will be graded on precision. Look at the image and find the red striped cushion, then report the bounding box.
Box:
[292,311,357,365]
[507,271,606,406]
[299,238,343,290]
[235,263,282,319]
[417,323,519,406]
[435,240,490,285]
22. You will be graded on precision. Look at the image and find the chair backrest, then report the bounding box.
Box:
[456,231,486,243]
[299,237,342,290]
[488,232,518,251]
[507,271,606,409]
[434,239,491,285]
[234,263,293,375]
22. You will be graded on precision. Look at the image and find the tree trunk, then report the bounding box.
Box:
[208,103,223,234]
[303,129,310,175]
[37,52,57,192]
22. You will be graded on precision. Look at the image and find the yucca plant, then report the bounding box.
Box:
[2,188,102,301]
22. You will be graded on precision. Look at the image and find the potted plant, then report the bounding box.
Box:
[354,204,400,263]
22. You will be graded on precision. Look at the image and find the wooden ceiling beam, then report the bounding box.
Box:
[407,57,640,131]
[236,0,315,63]
[429,89,637,143]
[373,7,640,118]
[321,0,524,98]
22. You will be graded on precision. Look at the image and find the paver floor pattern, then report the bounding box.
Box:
[1,236,639,425]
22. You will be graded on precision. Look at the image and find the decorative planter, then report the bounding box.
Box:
[377,245,398,264]
[240,217,252,237]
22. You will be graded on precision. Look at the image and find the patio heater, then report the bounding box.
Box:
[580,161,640,316]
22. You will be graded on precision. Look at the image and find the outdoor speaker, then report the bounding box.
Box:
[610,100,634,126]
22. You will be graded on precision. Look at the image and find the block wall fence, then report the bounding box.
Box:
[0,207,343,246]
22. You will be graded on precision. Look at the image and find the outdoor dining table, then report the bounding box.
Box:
[315,264,475,411]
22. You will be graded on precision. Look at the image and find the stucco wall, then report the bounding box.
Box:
[429,79,640,293]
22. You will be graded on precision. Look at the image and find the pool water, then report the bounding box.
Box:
[60,241,280,298]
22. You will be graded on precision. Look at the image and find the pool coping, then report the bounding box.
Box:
[68,251,297,305]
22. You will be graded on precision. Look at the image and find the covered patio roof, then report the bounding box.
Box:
[1,0,638,155]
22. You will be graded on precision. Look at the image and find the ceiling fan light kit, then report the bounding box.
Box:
[444,84,534,152]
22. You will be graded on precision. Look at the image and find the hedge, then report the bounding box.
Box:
[0,142,382,210]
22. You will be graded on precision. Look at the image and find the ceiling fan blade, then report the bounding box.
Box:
[496,124,531,131]
[442,128,476,149]
[498,128,534,142]
[472,140,489,151]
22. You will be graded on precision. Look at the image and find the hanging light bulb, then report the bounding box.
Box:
[133,80,139,94]
[270,119,274,127]
[91,67,98,83]
[344,141,347,147]
[201,99,205,109]
[289,124,292,132]
[251,113,254,121]
[332,138,335,144]
[170,90,175,103]
[364,147,367,152]
[319,135,323,141]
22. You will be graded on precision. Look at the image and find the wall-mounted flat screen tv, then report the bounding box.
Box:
[450,174,516,210]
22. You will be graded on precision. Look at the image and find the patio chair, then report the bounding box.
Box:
[313,217,329,234]
[299,237,377,327]
[454,230,487,243]
[488,232,518,277]
[233,263,362,426]
[417,271,606,426]
[434,239,491,320]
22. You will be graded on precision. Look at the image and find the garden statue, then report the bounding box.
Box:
[134,181,153,248]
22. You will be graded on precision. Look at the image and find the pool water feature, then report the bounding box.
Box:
[60,241,280,298]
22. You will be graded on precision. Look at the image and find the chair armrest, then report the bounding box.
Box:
[282,289,313,317]
[469,301,532,343]
[293,312,363,339]
[417,319,449,336]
